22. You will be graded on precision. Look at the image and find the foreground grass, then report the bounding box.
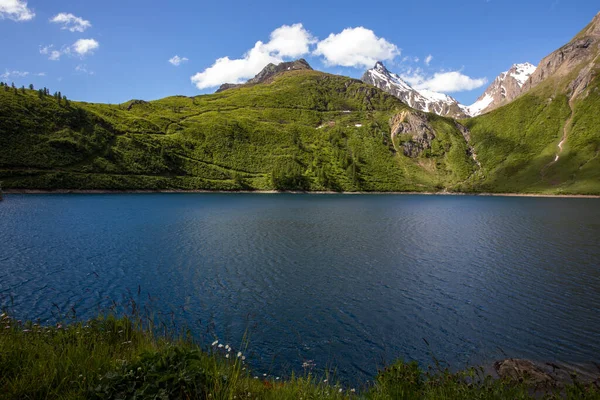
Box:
[1,314,598,399]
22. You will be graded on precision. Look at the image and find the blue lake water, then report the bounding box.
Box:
[1,193,600,382]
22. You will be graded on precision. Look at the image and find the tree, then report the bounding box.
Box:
[20,85,25,94]
[38,89,44,99]
[11,82,15,89]
[29,84,34,90]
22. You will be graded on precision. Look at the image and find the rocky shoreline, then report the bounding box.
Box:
[493,359,600,389]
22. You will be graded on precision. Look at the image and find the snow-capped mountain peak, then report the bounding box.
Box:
[510,62,537,87]
[361,62,468,119]
[465,62,537,116]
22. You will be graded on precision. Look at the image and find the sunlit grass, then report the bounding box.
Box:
[1,309,598,399]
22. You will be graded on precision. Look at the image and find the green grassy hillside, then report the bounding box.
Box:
[462,12,600,195]
[0,71,476,192]
[463,62,600,196]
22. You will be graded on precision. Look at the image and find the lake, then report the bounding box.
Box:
[1,193,599,383]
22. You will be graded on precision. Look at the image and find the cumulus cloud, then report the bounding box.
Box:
[314,27,399,68]
[191,23,315,90]
[169,55,189,66]
[50,12,91,32]
[0,0,34,21]
[402,69,487,93]
[40,45,63,61]
[263,23,316,57]
[72,38,99,56]
[424,54,433,66]
[40,39,99,61]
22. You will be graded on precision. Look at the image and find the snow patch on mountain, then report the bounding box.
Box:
[362,61,537,118]
[464,62,536,116]
[510,63,537,86]
[362,62,468,119]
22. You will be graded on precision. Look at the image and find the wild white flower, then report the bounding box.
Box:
[242,356,246,361]
[351,388,356,392]
[276,377,280,380]
[237,352,242,358]
[323,379,327,383]
[225,344,230,350]
[218,344,224,348]
[225,354,229,358]
[212,340,219,346]
[339,388,343,393]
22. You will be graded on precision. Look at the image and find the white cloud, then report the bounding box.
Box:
[191,23,314,90]
[40,45,63,61]
[50,12,91,32]
[169,55,189,66]
[0,0,34,21]
[40,39,99,61]
[72,38,99,56]
[402,70,487,93]
[1,69,29,79]
[424,54,433,66]
[0,69,44,81]
[314,27,399,68]
[263,23,316,57]
[75,64,94,75]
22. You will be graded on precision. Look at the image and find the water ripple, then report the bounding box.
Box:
[1,194,599,383]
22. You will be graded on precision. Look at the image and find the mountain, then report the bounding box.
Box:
[465,11,600,194]
[465,63,537,116]
[1,13,600,196]
[0,64,477,193]
[215,59,312,92]
[361,62,469,119]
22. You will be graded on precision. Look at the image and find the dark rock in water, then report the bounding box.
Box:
[215,59,312,93]
[494,358,600,388]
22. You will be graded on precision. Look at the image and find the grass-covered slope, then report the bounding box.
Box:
[0,71,476,192]
[463,13,600,195]
[2,313,598,399]
[464,72,600,195]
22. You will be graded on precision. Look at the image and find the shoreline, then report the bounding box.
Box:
[3,189,600,198]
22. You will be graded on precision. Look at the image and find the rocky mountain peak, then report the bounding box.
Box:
[216,59,312,93]
[361,62,469,119]
[464,62,537,116]
[521,12,600,98]
[374,61,389,73]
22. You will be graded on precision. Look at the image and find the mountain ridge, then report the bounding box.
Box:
[465,62,537,116]
[361,62,469,119]
[215,59,313,93]
[1,12,599,195]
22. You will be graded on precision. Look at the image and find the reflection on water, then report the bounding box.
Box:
[1,193,599,382]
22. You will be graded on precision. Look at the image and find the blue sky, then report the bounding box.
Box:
[0,0,598,105]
